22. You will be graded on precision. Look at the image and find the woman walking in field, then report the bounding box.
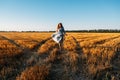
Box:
[52,23,66,50]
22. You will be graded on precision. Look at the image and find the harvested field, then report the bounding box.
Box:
[0,32,120,80]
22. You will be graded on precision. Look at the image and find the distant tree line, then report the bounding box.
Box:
[65,29,120,33]
[0,29,120,33]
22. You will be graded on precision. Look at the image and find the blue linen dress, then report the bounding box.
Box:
[52,27,65,43]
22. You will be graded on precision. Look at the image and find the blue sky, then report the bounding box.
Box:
[0,0,120,31]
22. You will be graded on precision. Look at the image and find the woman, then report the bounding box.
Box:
[52,23,65,50]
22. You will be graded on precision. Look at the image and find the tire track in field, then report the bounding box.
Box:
[93,35,120,49]
[72,36,101,44]
[94,35,120,45]
[71,36,87,79]
[24,38,54,67]
[26,38,62,79]
[74,36,99,40]
[39,40,65,80]
[80,35,120,49]
[48,35,87,80]
[0,35,52,79]
[8,37,52,79]
[71,36,83,52]
[34,39,59,63]
[31,37,51,52]
[0,35,23,49]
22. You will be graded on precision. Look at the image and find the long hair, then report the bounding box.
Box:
[56,23,63,32]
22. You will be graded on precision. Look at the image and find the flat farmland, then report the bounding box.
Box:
[0,32,120,80]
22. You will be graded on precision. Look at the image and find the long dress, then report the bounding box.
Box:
[52,27,65,43]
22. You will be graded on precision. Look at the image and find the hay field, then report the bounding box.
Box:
[0,32,120,80]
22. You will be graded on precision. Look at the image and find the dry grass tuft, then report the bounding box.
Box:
[45,48,60,63]
[63,36,77,51]
[0,40,22,58]
[26,53,39,66]
[16,65,50,80]
[63,52,79,73]
[38,39,58,54]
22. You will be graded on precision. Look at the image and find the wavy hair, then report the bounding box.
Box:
[56,23,63,32]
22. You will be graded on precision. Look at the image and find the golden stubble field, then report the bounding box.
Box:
[0,32,120,80]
